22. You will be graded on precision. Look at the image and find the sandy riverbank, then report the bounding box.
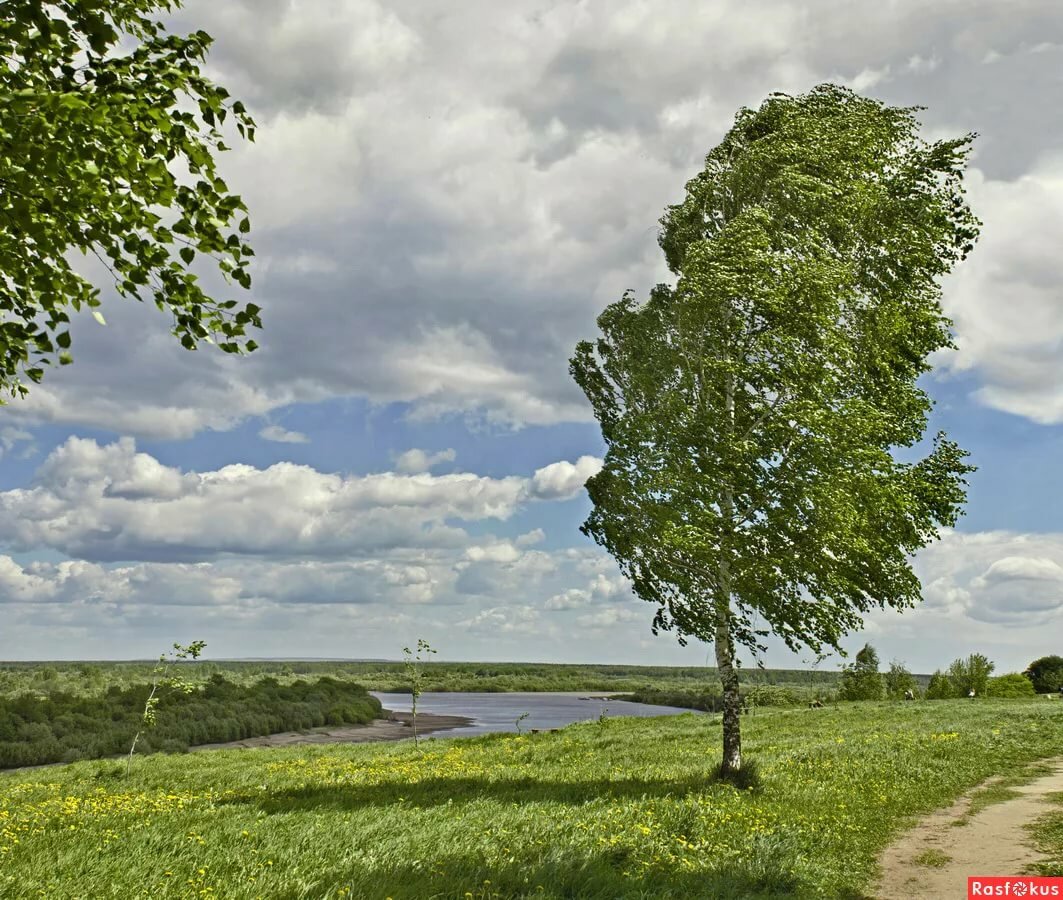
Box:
[189,711,473,752]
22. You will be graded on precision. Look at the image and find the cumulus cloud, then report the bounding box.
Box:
[937,158,1063,423]
[515,528,546,547]
[459,604,551,637]
[576,606,641,629]
[259,425,310,444]
[0,437,600,563]
[1,0,1055,437]
[528,455,603,500]
[545,572,633,609]
[914,530,1063,626]
[393,447,457,474]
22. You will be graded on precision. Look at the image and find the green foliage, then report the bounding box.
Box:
[615,683,819,712]
[0,675,381,769]
[402,639,436,747]
[839,644,886,701]
[947,654,995,697]
[985,673,1037,699]
[925,670,955,700]
[884,659,917,700]
[0,700,1060,897]
[0,659,846,701]
[1024,655,1063,694]
[1030,792,1063,877]
[0,0,259,398]
[571,84,978,770]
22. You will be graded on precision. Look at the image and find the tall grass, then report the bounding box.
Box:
[1,699,1061,897]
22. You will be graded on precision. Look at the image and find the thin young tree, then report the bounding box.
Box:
[402,639,436,748]
[571,84,979,774]
[127,639,205,774]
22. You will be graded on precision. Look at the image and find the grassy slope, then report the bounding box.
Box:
[1,699,1061,899]
[1030,790,1063,876]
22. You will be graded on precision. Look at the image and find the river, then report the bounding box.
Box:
[371,691,703,738]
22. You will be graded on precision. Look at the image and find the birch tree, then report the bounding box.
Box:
[0,0,259,399]
[571,84,979,774]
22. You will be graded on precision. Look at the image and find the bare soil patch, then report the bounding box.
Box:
[875,757,1063,899]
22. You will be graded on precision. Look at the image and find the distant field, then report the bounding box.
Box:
[1,699,1060,898]
[0,659,846,699]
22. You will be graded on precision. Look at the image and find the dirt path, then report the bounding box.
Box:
[875,757,1063,899]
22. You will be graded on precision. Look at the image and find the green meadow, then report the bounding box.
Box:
[2,699,1061,898]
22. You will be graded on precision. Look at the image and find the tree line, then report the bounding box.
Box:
[839,646,1062,701]
[0,675,381,769]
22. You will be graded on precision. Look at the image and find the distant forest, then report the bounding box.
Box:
[0,675,381,769]
[0,659,847,700]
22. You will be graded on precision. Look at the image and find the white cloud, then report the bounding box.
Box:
[0,426,34,460]
[850,65,891,91]
[912,530,1063,626]
[0,0,1056,436]
[259,425,310,444]
[905,54,940,73]
[515,528,546,547]
[394,447,456,474]
[938,157,1063,422]
[973,556,1063,585]
[576,606,641,629]
[0,437,601,563]
[459,604,550,637]
[545,571,632,609]
[528,455,603,500]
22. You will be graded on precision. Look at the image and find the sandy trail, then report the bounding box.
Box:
[875,757,1063,899]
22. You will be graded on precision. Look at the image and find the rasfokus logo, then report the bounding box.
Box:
[968,877,1063,898]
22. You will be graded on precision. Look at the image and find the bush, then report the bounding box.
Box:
[947,654,995,697]
[884,660,916,700]
[985,673,1037,698]
[1024,656,1063,694]
[925,670,955,700]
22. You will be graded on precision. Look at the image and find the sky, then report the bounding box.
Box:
[1,0,1062,674]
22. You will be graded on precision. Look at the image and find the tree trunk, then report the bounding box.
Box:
[716,354,741,774]
[714,594,742,774]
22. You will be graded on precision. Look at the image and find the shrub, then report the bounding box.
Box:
[985,673,1037,698]
[839,644,885,701]
[925,670,955,700]
[947,654,995,697]
[1024,656,1063,694]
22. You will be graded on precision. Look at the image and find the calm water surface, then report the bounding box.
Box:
[371,691,703,738]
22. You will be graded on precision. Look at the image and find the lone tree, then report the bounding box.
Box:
[839,643,885,701]
[883,658,917,700]
[1024,655,1063,694]
[947,653,994,697]
[0,0,260,399]
[571,84,979,774]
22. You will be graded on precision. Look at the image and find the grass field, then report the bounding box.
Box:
[1,699,1061,898]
